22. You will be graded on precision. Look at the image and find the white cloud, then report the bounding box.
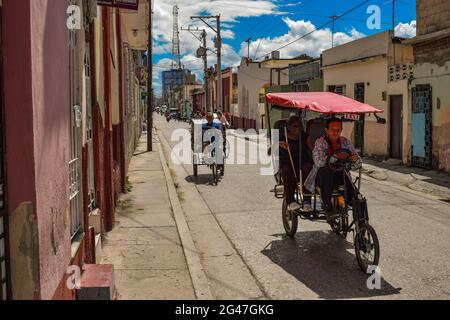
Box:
[152,1,369,95]
[152,0,278,95]
[221,29,235,40]
[395,20,416,38]
[241,17,366,61]
[152,0,278,59]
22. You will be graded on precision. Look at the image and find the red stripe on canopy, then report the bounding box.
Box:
[266,92,383,114]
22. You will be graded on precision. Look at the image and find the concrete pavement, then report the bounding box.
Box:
[156,116,450,300]
[362,158,450,201]
[100,132,200,300]
[156,122,266,300]
[101,115,450,300]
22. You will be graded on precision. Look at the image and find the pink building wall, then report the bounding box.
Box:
[3,0,71,299]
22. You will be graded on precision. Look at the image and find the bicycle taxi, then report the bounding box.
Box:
[191,116,226,185]
[265,92,382,272]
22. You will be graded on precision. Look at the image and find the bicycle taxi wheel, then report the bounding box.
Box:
[354,223,380,272]
[211,163,219,185]
[282,199,298,238]
[193,160,198,177]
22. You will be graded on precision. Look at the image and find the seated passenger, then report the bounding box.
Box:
[278,116,314,212]
[304,118,362,220]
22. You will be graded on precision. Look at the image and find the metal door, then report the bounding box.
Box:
[354,83,365,155]
[389,95,403,160]
[412,85,433,168]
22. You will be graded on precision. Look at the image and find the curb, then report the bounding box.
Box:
[155,130,214,300]
[361,174,450,205]
[361,166,450,200]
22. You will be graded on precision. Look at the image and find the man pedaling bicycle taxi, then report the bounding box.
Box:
[202,112,222,151]
[304,117,362,221]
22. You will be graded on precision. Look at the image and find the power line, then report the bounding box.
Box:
[255,0,373,60]
[237,0,316,44]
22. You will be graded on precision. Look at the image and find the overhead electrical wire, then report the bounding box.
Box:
[255,0,373,60]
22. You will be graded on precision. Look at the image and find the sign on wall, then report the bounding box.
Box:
[97,0,139,10]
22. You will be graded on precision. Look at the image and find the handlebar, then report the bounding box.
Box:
[327,148,356,172]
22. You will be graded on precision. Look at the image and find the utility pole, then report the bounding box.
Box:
[181,27,210,113]
[392,0,396,65]
[191,14,223,112]
[331,15,337,48]
[392,0,395,32]
[147,0,153,152]
[202,30,210,113]
[245,38,252,61]
[217,15,222,112]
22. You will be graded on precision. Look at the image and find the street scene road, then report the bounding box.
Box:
[3,0,450,304]
[154,115,450,300]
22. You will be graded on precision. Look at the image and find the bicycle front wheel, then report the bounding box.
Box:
[354,223,380,273]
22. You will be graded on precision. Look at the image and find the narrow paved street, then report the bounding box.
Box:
[155,115,450,300]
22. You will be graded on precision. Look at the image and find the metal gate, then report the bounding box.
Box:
[69,3,83,238]
[412,85,433,168]
[390,95,403,160]
[0,3,11,300]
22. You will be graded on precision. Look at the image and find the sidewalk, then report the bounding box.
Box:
[100,132,196,300]
[362,158,450,201]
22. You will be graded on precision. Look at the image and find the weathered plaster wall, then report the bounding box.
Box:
[323,58,390,157]
[110,11,121,126]
[3,0,71,300]
[322,31,390,67]
[416,0,450,36]
[238,61,270,123]
[95,7,106,125]
[3,0,39,300]
[30,0,71,300]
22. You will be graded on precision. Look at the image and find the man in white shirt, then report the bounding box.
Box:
[216,111,230,129]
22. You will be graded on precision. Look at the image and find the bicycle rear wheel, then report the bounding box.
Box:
[211,164,218,185]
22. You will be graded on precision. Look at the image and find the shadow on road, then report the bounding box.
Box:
[185,174,222,186]
[261,231,401,299]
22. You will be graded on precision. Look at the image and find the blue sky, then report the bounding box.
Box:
[152,0,417,95]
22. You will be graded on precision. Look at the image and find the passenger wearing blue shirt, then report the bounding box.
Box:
[202,112,222,131]
[202,113,223,156]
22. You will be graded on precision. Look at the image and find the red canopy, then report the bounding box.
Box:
[266,92,383,114]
